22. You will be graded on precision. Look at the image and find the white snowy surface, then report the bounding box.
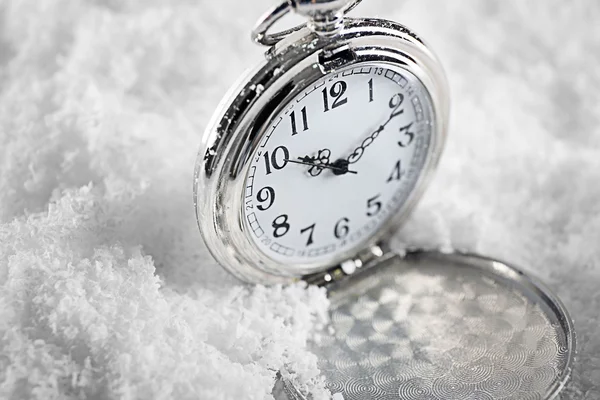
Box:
[0,0,598,399]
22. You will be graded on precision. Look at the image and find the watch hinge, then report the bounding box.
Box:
[303,243,392,286]
[318,44,356,73]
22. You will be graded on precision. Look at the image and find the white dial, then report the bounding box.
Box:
[242,63,433,265]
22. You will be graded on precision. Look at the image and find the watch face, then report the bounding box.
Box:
[242,62,434,266]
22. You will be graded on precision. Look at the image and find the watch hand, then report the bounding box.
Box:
[344,92,405,165]
[299,148,355,176]
[284,158,357,175]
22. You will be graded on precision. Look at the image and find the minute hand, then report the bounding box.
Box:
[345,93,405,165]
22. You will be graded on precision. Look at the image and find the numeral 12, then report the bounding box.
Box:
[322,80,348,112]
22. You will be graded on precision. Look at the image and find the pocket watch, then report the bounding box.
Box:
[193,1,576,399]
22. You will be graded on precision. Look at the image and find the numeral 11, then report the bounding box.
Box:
[290,107,308,136]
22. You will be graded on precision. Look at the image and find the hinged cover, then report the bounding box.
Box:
[279,250,576,400]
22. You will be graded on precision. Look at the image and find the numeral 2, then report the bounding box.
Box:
[290,107,308,136]
[322,80,348,112]
[389,93,404,119]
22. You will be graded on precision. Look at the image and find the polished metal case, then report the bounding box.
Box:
[195,3,576,398]
[193,17,449,284]
[306,251,576,400]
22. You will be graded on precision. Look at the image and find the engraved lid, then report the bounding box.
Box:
[278,251,576,400]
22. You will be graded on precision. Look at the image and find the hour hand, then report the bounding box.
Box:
[328,159,351,175]
[301,149,356,176]
[284,150,357,176]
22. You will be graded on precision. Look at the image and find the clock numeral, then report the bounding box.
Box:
[389,93,405,119]
[368,78,374,103]
[322,80,348,112]
[334,217,350,239]
[263,145,289,175]
[256,186,275,211]
[300,223,316,246]
[386,160,404,183]
[366,194,382,217]
[290,106,308,136]
[398,122,415,147]
[272,214,290,238]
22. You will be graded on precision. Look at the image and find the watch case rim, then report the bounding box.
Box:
[194,17,450,284]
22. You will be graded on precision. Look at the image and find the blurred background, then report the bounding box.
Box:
[0,0,598,399]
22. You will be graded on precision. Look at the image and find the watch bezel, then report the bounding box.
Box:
[194,18,450,284]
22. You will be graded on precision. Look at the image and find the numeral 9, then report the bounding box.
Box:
[256,186,275,211]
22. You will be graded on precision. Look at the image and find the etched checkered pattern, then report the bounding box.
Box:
[310,256,571,400]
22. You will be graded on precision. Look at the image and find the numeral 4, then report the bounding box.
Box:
[386,160,403,183]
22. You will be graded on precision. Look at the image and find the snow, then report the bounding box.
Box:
[0,0,598,399]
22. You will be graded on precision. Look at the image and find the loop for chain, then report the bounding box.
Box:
[251,0,363,47]
[251,2,303,46]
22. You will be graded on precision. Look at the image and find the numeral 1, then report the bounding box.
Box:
[290,107,308,136]
[368,78,374,102]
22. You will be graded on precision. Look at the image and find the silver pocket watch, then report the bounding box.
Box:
[194,1,576,398]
